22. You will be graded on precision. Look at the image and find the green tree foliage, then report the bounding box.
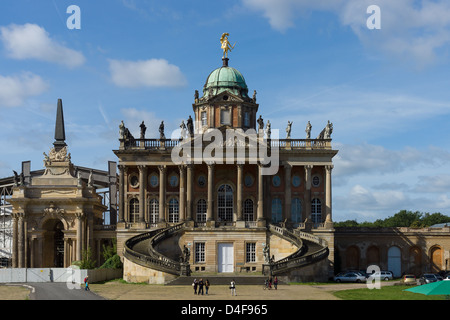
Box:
[334,210,450,228]
[79,247,96,269]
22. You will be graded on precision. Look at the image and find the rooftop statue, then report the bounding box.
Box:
[220,33,235,58]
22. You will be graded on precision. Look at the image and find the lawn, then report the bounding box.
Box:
[333,285,445,300]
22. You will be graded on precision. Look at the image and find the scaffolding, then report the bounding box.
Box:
[0,182,13,266]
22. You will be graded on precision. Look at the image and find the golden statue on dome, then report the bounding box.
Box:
[220,33,235,58]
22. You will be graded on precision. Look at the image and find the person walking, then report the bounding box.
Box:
[205,279,210,295]
[230,279,236,296]
[84,276,90,291]
[274,276,278,290]
[198,279,204,295]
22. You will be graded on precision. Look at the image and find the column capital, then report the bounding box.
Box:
[75,212,85,219]
[137,164,147,172]
[158,165,167,173]
[325,165,334,172]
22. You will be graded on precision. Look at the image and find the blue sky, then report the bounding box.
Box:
[1,0,450,222]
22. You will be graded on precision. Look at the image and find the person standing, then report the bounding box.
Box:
[205,279,210,295]
[230,279,236,296]
[198,279,204,295]
[274,276,278,290]
[193,279,198,294]
[84,276,90,291]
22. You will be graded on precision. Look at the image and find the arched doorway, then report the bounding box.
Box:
[430,246,442,273]
[54,221,64,267]
[42,219,65,267]
[408,246,422,276]
[388,246,402,277]
[346,246,360,270]
[367,246,380,267]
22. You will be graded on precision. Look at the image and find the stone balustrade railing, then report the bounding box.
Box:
[123,223,190,276]
[265,224,329,276]
[119,138,332,151]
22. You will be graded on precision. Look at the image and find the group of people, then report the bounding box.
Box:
[192,279,238,296]
[192,278,210,295]
[264,276,278,290]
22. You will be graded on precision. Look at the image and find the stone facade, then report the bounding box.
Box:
[335,226,450,277]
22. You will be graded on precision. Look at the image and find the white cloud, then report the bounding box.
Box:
[242,0,450,66]
[0,23,85,68]
[0,72,49,107]
[108,59,187,88]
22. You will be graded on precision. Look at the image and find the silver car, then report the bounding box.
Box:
[334,272,367,283]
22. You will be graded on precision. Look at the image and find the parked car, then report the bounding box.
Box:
[400,274,416,285]
[334,272,367,283]
[420,274,438,284]
[368,271,394,281]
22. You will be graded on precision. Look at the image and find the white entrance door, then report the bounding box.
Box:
[218,243,234,273]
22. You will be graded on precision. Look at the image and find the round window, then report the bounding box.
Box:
[198,175,206,188]
[169,175,179,187]
[272,175,281,187]
[312,175,321,187]
[149,174,158,188]
[292,175,301,187]
[244,174,254,187]
[129,174,139,188]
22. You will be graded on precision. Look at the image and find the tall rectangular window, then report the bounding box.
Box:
[201,111,207,126]
[195,242,205,263]
[220,108,231,125]
[244,112,250,127]
[246,242,256,263]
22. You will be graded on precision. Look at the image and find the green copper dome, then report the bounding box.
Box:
[203,62,249,99]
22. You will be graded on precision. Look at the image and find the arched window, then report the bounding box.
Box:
[196,199,207,222]
[244,199,254,221]
[129,198,139,223]
[169,198,179,223]
[271,198,282,223]
[291,198,302,223]
[149,199,159,225]
[311,198,321,224]
[218,184,233,221]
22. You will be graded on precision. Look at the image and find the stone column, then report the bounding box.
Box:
[304,165,313,229]
[118,165,125,223]
[18,213,24,268]
[325,165,333,225]
[236,164,243,221]
[158,165,166,223]
[12,214,17,268]
[138,165,147,223]
[257,164,265,225]
[284,163,292,224]
[207,162,215,224]
[179,165,186,222]
[186,164,193,222]
[75,212,84,261]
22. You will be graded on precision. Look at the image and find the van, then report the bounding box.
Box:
[369,271,394,281]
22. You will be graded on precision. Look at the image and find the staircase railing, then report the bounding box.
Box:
[265,224,329,276]
[123,223,190,276]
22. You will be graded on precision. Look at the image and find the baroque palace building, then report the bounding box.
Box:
[114,36,338,283]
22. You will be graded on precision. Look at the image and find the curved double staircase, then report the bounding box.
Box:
[123,223,329,281]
